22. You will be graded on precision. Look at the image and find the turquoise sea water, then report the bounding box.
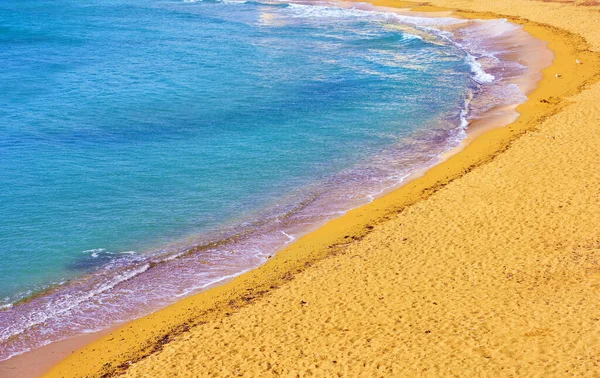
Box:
[0,0,528,359]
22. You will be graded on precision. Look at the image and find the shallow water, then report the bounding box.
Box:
[0,0,530,360]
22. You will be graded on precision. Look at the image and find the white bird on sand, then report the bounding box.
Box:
[576,59,582,64]
[555,73,561,78]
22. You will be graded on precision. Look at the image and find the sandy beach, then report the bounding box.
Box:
[13,0,600,376]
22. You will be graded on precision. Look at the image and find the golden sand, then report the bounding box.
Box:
[43,0,600,376]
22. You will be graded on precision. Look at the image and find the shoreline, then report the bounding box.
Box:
[0,4,531,359]
[6,0,600,376]
[0,0,540,367]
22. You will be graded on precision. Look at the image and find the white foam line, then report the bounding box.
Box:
[285,2,496,87]
[465,54,495,84]
[0,264,150,343]
[174,268,253,298]
[281,231,296,243]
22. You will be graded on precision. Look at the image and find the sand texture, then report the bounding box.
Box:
[44,0,600,377]
[127,83,600,377]
[127,78,600,376]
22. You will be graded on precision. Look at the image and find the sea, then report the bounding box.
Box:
[0,0,534,360]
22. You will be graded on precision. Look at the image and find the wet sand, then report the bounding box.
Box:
[9,0,600,376]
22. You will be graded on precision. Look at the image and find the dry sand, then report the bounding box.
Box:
[41,0,600,376]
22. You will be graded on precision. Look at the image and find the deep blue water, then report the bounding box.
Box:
[0,0,479,359]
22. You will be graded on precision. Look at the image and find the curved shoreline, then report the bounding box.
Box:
[0,0,541,363]
[0,3,539,360]
[6,0,600,376]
